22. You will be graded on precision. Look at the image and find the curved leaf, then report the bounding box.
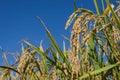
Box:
[65,8,94,30]
[79,62,120,80]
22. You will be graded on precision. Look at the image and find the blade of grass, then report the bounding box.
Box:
[65,13,77,30]
[88,35,95,50]
[21,43,25,53]
[106,0,120,30]
[3,53,8,67]
[24,41,48,73]
[74,0,77,12]
[0,66,20,74]
[37,16,72,73]
[24,41,67,75]
[61,35,70,43]
[74,0,78,20]
[94,0,101,15]
[79,62,120,80]
[101,0,105,12]
[65,8,94,30]
[63,41,66,53]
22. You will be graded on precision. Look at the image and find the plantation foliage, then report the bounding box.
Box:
[0,0,120,80]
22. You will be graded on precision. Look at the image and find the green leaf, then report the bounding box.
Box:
[79,62,119,80]
[106,0,120,30]
[94,0,101,15]
[65,8,94,30]
[74,0,77,12]
[101,0,105,13]
[24,41,48,73]
[21,43,25,53]
[45,24,72,72]
[65,13,77,30]
[88,35,95,50]
[37,17,72,73]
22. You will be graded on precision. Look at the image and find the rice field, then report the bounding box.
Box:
[0,0,120,80]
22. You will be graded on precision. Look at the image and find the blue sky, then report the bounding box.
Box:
[0,0,117,65]
[0,0,96,52]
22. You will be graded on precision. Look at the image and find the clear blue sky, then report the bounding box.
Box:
[0,0,117,65]
[0,0,96,52]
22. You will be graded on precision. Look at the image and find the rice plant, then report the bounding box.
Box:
[0,0,120,80]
